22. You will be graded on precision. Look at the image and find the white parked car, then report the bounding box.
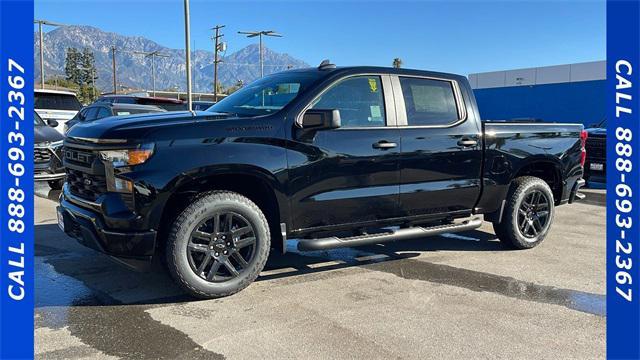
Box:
[34,89,82,134]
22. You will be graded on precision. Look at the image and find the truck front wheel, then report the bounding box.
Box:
[492,176,555,249]
[166,191,271,298]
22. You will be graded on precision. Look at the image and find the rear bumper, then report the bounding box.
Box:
[57,186,157,270]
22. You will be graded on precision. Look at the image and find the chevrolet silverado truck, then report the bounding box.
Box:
[58,62,587,298]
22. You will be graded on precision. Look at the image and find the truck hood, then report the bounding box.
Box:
[66,111,232,141]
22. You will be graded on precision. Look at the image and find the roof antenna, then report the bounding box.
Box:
[318,59,336,70]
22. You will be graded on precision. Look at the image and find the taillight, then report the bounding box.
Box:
[580,130,588,167]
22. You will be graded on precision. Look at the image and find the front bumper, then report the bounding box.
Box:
[35,172,65,181]
[57,185,157,270]
[34,145,65,181]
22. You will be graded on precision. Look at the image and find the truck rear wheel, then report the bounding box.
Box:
[166,191,270,298]
[492,176,555,249]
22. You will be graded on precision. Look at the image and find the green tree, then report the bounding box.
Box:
[64,47,82,85]
[80,47,96,86]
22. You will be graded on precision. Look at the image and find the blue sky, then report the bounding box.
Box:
[35,0,605,75]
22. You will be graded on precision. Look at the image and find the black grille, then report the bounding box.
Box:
[34,147,51,163]
[64,147,95,166]
[586,137,605,160]
[66,168,107,201]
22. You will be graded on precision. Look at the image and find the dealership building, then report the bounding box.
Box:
[469,60,605,126]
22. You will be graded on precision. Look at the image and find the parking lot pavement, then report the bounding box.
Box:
[34,186,605,359]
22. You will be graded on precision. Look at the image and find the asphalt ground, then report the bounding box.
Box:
[34,183,605,359]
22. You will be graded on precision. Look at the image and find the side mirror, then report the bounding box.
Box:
[47,119,59,128]
[301,109,341,130]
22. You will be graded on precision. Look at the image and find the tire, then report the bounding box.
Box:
[48,180,63,190]
[492,176,555,249]
[166,190,270,298]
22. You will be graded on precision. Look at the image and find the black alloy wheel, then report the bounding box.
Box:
[187,212,256,282]
[166,191,271,298]
[516,190,551,239]
[492,176,556,249]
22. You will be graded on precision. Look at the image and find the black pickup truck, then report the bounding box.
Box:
[58,63,586,298]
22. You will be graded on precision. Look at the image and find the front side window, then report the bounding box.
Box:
[311,76,386,127]
[399,77,460,126]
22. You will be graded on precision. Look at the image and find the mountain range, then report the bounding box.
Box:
[34,25,310,93]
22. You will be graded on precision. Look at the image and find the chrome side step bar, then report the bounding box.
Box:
[297,217,483,251]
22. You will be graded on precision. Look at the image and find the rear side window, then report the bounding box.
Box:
[399,77,460,126]
[35,93,82,111]
[311,76,386,127]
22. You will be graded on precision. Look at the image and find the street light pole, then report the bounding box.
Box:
[259,33,263,78]
[133,50,169,97]
[238,30,282,78]
[184,0,193,111]
[151,54,156,96]
[111,46,117,94]
[38,22,44,89]
[34,19,64,89]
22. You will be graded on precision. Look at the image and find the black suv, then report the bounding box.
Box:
[34,111,65,189]
[59,64,586,298]
[65,103,165,133]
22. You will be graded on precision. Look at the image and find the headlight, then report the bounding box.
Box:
[99,143,154,167]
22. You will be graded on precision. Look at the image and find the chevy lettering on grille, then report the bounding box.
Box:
[65,149,93,164]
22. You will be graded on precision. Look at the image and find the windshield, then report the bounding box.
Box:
[34,111,45,126]
[207,72,321,117]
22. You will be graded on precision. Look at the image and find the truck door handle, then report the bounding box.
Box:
[372,140,398,149]
[457,138,478,147]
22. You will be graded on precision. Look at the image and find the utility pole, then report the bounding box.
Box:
[133,50,169,97]
[211,25,225,102]
[184,0,193,111]
[34,19,64,89]
[238,30,282,78]
[111,46,117,94]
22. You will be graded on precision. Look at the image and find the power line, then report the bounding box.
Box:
[211,24,225,102]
